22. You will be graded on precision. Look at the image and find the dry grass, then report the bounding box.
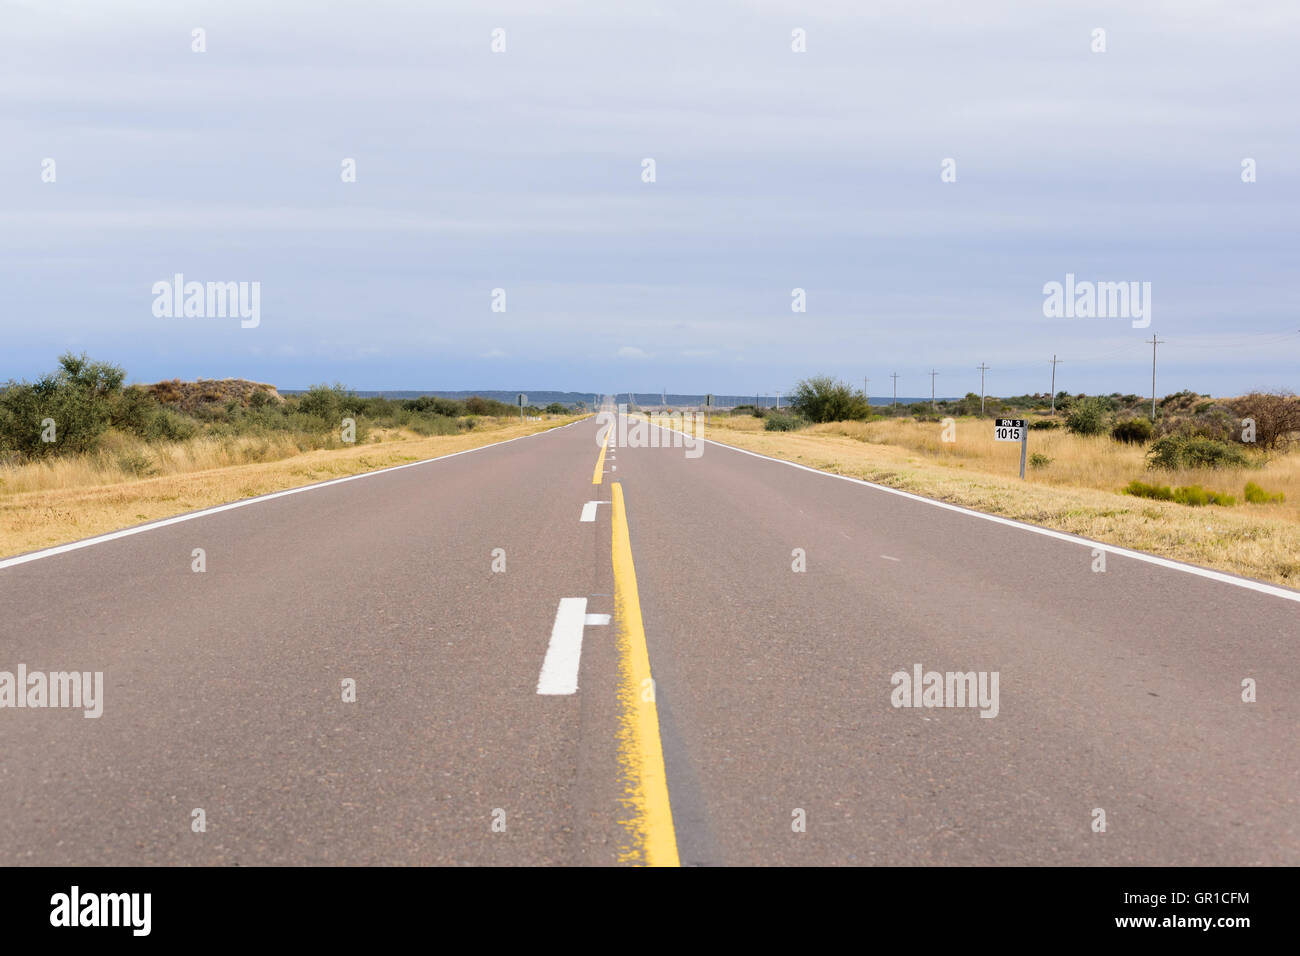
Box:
[0,417,581,559]
[703,414,1300,587]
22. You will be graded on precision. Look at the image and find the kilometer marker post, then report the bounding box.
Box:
[993,418,1028,480]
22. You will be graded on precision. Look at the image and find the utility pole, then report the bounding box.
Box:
[1146,335,1165,421]
[976,363,990,417]
[891,372,899,409]
[863,377,870,410]
[928,370,939,412]
[1049,354,1060,415]
[776,390,781,410]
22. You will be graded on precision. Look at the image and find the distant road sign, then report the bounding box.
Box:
[517,394,527,406]
[994,419,1026,442]
[705,394,713,407]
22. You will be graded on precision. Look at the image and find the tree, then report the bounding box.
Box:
[789,376,871,423]
[1232,391,1300,450]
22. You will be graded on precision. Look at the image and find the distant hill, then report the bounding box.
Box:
[147,378,283,412]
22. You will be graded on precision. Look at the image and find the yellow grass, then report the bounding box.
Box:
[704,414,1300,587]
[0,416,583,559]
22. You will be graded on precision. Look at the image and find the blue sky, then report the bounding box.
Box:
[2,0,1297,399]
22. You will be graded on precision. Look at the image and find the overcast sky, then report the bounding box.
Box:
[2,0,1297,398]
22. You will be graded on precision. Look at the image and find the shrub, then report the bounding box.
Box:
[144,407,197,442]
[296,384,348,421]
[764,412,805,432]
[1123,480,1174,501]
[1028,452,1052,469]
[1243,481,1285,504]
[1179,435,1250,468]
[0,353,125,458]
[788,376,871,423]
[1064,397,1110,436]
[1111,418,1152,444]
[544,403,567,414]
[1146,434,1250,470]
[1124,480,1234,506]
[1030,419,1060,430]
[1172,485,1235,506]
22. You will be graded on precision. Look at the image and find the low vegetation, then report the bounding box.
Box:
[1123,480,1235,507]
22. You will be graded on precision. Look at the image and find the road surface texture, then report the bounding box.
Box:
[1,413,1296,865]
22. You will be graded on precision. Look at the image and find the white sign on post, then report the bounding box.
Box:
[995,419,1029,479]
[994,419,1025,442]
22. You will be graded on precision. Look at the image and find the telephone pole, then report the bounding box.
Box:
[1146,335,1165,421]
[891,372,899,409]
[1049,354,1060,415]
[928,370,939,412]
[863,377,870,408]
[976,363,990,417]
[776,390,781,410]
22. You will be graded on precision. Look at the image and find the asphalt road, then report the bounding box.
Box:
[1,412,1296,865]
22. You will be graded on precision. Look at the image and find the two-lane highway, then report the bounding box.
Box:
[1,412,1296,865]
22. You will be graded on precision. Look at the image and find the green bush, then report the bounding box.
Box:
[0,353,125,458]
[144,407,197,442]
[788,376,871,423]
[1174,485,1235,506]
[1243,481,1284,504]
[1123,479,1174,501]
[1028,452,1052,469]
[1030,419,1060,430]
[764,412,805,432]
[1124,479,1234,506]
[1111,418,1153,444]
[1146,434,1250,470]
[1064,397,1110,436]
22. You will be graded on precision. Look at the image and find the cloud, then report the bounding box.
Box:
[617,346,653,360]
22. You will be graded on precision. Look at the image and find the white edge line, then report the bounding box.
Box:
[0,419,583,572]
[579,501,599,522]
[641,420,1300,604]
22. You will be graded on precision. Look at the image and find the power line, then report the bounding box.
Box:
[976,363,990,417]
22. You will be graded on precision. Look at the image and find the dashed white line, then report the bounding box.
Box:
[537,598,588,696]
[584,613,611,626]
[881,555,900,562]
[580,500,611,522]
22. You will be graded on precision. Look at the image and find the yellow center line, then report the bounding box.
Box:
[592,426,610,484]
[610,481,680,866]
